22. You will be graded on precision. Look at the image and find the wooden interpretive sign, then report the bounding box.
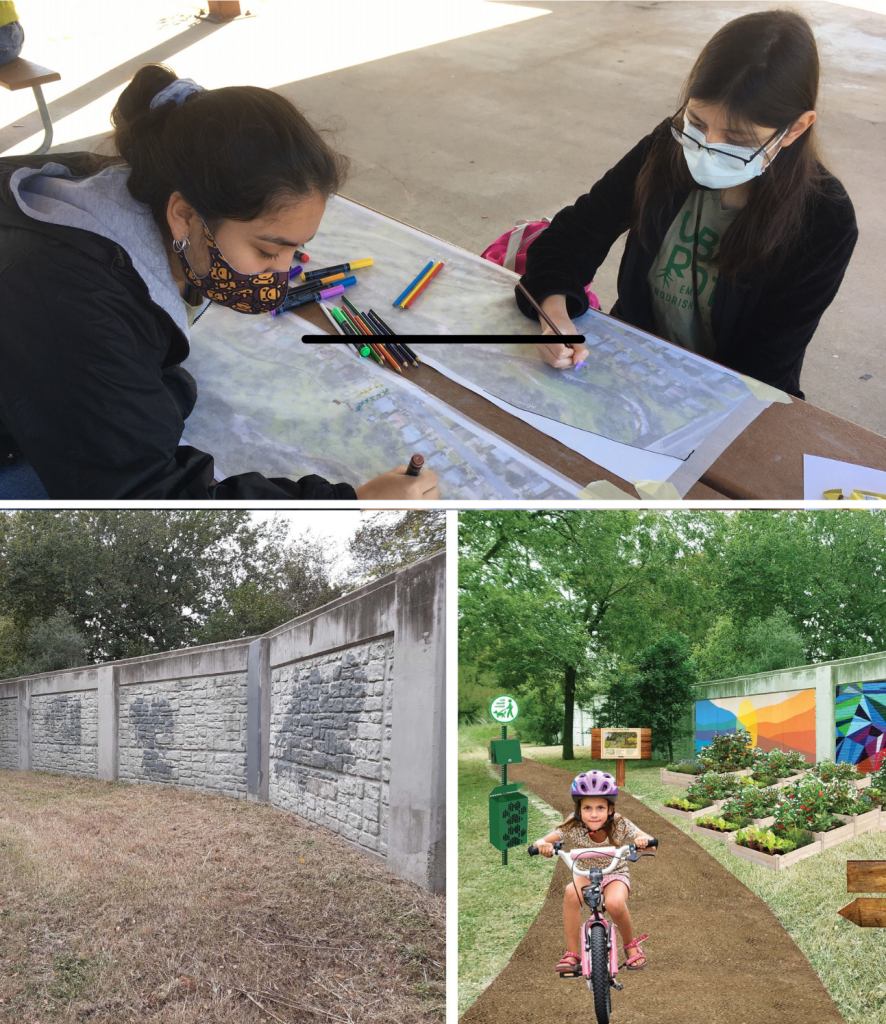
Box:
[839,860,886,928]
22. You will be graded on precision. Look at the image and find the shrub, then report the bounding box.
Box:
[870,758,886,791]
[811,758,864,783]
[826,779,868,815]
[866,788,886,809]
[686,772,730,805]
[697,729,754,771]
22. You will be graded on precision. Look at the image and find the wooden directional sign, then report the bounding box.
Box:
[838,899,886,928]
[838,861,886,928]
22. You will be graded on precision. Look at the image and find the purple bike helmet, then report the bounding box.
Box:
[571,771,618,802]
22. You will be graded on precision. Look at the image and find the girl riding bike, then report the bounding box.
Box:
[533,770,653,975]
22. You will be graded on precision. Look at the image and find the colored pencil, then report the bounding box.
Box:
[516,280,563,336]
[399,261,439,308]
[341,296,376,336]
[318,302,344,335]
[373,342,403,374]
[392,261,434,307]
[401,341,421,364]
[368,309,396,336]
[365,310,393,337]
[329,306,359,337]
[402,261,444,309]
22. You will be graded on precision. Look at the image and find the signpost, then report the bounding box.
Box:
[838,860,886,928]
[488,696,526,865]
[590,727,652,788]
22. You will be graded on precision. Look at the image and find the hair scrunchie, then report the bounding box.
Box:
[149,78,206,110]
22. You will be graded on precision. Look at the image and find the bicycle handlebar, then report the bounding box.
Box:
[527,837,659,877]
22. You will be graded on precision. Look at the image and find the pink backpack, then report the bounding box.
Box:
[481,219,600,310]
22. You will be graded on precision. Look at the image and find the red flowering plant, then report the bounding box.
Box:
[697,729,755,771]
[811,758,864,784]
[685,772,730,807]
[774,777,841,834]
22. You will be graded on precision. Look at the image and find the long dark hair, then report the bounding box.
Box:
[633,10,824,280]
[111,64,349,237]
[557,796,619,845]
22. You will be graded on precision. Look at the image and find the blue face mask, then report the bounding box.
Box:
[675,115,789,190]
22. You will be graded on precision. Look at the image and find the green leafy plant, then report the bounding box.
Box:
[721,789,776,821]
[664,797,706,812]
[664,762,706,775]
[696,814,751,832]
[775,776,843,833]
[734,825,797,855]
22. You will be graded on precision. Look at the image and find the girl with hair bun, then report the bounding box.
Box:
[0,64,439,499]
[522,9,858,399]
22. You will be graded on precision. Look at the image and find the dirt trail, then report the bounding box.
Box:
[461,758,845,1024]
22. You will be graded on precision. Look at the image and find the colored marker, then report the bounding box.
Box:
[405,453,424,477]
[300,258,373,283]
[271,283,344,314]
[392,261,434,307]
[402,261,444,308]
[318,302,345,335]
[295,249,310,262]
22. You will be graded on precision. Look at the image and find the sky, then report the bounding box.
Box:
[250,510,371,576]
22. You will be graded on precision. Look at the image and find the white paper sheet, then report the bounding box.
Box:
[803,454,886,500]
[183,305,584,499]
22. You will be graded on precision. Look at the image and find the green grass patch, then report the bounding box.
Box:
[458,728,561,1014]
[527,745,886,1024]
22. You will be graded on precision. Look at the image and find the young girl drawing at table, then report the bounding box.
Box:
[534,771,653,974]
[0,64,439,499]
[521,10,857,399]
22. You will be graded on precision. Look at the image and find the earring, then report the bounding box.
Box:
[172,237,191,254]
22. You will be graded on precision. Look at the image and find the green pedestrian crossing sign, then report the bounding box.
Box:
[489,695,519,724]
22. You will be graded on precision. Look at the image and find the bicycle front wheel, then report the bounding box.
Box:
[585,923,611,1024]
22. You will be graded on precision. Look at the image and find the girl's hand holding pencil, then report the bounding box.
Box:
[354,464,440,500]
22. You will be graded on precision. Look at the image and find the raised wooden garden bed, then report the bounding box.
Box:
[691,821,740,843]
[853,776,872,790]
[834,808,880,836]
[812,819,856,850]
[772,770,809,790]
[723,768,753,779]
[659,768,697,788]
[659,801,722,821]
[751,815,776,828]
[729,838,822,871]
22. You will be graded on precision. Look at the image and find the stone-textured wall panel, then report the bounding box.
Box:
[31,691,98,777]
[0,695,19,770]
[269,637,393,857]
[117,673,248,797]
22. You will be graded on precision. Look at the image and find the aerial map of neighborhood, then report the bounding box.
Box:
[414,316,753,461]
[184,305,579,499]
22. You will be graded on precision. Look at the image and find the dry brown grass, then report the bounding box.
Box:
[0,770,444,1023]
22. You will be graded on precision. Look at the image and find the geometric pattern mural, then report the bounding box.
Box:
[836,681,886,773]
[695,688,816,762]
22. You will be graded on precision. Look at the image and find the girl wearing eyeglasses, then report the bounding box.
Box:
[520,10,857,399]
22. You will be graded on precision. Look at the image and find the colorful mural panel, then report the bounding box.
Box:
[835,681,886,773]
[695,689,816,762]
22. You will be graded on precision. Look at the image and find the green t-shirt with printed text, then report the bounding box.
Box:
[647,190,738,358]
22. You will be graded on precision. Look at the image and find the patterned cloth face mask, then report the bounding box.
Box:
[173,220,289,314]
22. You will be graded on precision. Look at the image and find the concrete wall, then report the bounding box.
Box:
[674,649,886,766]
[0,551,446,892]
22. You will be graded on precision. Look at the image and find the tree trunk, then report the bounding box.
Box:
[562,663,576,760]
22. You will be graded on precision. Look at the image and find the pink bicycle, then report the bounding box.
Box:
[528,838,659,1024]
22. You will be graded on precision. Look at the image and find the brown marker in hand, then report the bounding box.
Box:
[406,453,425,477]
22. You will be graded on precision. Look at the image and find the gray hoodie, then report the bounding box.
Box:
[8,161,192,339]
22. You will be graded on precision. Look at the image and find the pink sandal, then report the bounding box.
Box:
[555,950,581,975]
[623,933,649,970]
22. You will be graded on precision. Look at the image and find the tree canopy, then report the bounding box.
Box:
[459,509,886,757]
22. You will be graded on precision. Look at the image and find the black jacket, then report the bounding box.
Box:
[516,123,858,398]
[0,153,357,499]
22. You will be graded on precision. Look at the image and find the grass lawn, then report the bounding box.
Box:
[458,726,564,1015]
[526,745,886,1024]
[0,770,444,1024]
